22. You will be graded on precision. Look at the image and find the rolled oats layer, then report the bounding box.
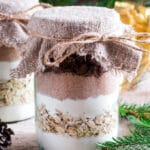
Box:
[0,74,34,107]
[38,104,117,138]
[0,0,39,122]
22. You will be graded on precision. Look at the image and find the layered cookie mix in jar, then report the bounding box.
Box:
[13,7,142,150]
[0,0,39,122]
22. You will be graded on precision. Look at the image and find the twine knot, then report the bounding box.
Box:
[44,32,149,68]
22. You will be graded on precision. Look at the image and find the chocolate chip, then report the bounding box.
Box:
[47,54,107,77]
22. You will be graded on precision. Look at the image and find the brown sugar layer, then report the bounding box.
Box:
[0,46,21,62]
[37,72,122,100]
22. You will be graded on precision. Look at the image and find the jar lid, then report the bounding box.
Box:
[12,6,142,78]
[0,0,38,48]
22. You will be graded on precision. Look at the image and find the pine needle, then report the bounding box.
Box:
[96,104,150,150]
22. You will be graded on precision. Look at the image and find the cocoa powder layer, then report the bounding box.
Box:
[0,46,21,61]
[37,72,122,100]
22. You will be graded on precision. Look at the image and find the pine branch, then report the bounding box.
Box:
[97,0,116,8]
[119,104,150,118]
[96,126,150,150]
[40,0,120,7]
[40,0,76,6]
[97,104,150,150]
[127,115,150,127]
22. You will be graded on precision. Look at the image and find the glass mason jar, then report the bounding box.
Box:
[35,71,123,150]
[0,46,34,122]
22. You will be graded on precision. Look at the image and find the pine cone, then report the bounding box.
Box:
[0,120,14,150]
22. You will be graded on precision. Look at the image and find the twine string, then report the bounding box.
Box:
[44,32,149,67]
[0,3,52,22]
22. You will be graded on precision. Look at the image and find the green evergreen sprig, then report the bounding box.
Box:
[40,0,76,6]
[119,104,150,127]
[40,0,150,7]
[97,0,116,8]
[97,127,150,150]
[96,104,150,150]
[40,0,116,7]
[119,104,150,118]
[97,126,150,150]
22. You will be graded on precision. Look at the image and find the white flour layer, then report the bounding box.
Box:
[37,90,119,117]
[37,128,118,150]
[0,103,34,122]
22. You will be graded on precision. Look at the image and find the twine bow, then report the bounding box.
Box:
[43,32,150,67]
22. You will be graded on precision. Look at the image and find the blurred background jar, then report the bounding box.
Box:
[0,0,39,122]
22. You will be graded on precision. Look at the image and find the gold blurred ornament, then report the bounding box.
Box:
[115,1,150,91]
